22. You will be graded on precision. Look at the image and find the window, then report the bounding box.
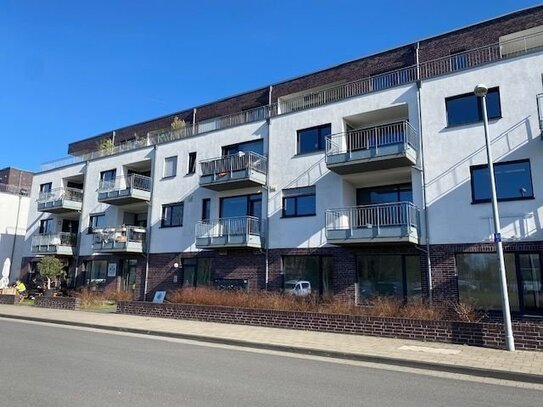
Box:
[283,256,332,296]
[161,202,184,227]
[164,156,177,178]
[220,194,261,218]
[356,184,412,205]
[202,198,211,221]
[282,186,316,217]
[87,260,108,289]
[100,169,116,181]
[357,255,421,302]
[445,87,501,127]
[222,140,264,156]
[39,182,52,193]
[297,124,331,154]
[39,218,53,235]
[180,258,215,288]
[187,152,197,174]
[89,213,106,234]
[470,159,533,203]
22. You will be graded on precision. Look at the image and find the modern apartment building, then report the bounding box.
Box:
[0,167,32,283]
[21,6,543,315]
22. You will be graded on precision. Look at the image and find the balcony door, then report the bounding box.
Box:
[356,183,412,205]
[222,140,263,156]
[220,193,261,219]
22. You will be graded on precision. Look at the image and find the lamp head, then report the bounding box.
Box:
[474,84,488,97]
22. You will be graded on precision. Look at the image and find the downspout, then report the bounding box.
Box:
[415,42,433,303]
[143,143,158,300]
[73,161,89,288]
[264,85,273,290]
[8,171,23,280]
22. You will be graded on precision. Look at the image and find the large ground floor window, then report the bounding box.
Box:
[357,255,421,302]
[456,252,542,314]
[282,256,332,296]
[181,258,215,288]
[86,260,108,289]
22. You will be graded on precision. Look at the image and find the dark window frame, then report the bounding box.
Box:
[88,213,106,234]
[221,140,264,156]
[39,182,52,193]
[161,202,184,228]
[100,169,117,181]
[38,218,54,235]
[296,124,331,155]
[445,87,502,127]
[281,255,333,296]
[201,198,211,221]
[469,159,534,204]
[282,188,316,218]
[219,193,262,218]
[356,183,413,205]
[187,152,197,175]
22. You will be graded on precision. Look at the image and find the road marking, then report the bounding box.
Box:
[398,345,461,355]
[2,317,542,391]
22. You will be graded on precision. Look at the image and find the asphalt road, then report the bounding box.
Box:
[0,319,541,407]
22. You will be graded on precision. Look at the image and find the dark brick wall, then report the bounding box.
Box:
[35,296,81,310]
[0,295,18,305]
[0,167,33,191]
[116,302,543,351]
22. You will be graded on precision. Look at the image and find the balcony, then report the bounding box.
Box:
[325,202,420,244]
[31,233,77,255]
[92,226,146,253]
[537,93,543,136]
[97,174,151,205]
[199,152,267,191]
[195,216,263,249]
[37,187,83,213]
[326,122,418,174]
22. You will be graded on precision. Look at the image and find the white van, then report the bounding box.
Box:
[284,280,312,297]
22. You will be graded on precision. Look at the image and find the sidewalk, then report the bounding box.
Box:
[1,304,542,384]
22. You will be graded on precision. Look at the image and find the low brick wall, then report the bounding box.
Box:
[35,296,81,311]
[0,294,18,305]
[116,301,543,351]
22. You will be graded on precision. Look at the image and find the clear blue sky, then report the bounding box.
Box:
[1,0,540,172]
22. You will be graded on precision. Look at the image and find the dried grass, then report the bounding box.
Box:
[166,288,483,321]
[76,289,134,308]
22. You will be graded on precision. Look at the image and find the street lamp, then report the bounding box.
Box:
[474,84,515,351]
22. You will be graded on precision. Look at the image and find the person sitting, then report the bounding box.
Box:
[15,280,27,301]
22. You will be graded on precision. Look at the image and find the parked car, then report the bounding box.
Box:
[284,280,312,297]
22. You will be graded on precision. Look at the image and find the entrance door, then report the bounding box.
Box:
[518,254,543,314]
[121,259,137,292]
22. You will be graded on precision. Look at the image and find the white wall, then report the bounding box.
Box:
[0,192,30,282]
[420,52,543,244]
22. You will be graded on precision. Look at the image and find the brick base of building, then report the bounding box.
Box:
[35,296,81,310]
[116,301,543,351]
[0,294,18,305]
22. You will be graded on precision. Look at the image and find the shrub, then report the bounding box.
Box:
[36,256,65,290]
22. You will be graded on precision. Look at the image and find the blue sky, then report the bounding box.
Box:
[1,0,540,172]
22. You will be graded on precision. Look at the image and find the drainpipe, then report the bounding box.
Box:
[8,171,24,280]
[415,42,433,303]
[264,85,273,290]
[73,161,89,288]
[143,144,158,300]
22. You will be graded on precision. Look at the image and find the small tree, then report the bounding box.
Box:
[37,256,65,290]
[98,138,115,153]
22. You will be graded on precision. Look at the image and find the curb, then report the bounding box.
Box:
[2,312,542,385]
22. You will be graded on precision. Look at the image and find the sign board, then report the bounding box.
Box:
[107,263,117,277]
[153,291,166,304]
[493,233,502,243]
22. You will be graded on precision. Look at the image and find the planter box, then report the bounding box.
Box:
[35,296,81,311]
[116,301,543,351]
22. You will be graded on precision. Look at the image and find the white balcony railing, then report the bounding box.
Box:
[326,121,418,156]
[37,187,83,203]
[32,232,77,248]
[195,216,262,239]
[92,226,146,245]
[200,152,267,177]
[97,174,152,194]
[325,202,419,234]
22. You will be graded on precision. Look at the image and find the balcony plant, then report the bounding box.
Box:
[170,116,186,130]
[98,138,115,154]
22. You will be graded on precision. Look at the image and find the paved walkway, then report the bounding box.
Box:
[1,304,542,383]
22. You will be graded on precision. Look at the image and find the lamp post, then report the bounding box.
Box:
[474,84,515,351]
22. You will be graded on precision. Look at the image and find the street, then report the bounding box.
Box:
[0,319,541,407]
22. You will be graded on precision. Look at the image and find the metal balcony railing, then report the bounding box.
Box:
[37,187,83,203]
[200,152,267,177]
[97,174,152,194]
[325,202,419,234]
[195,216,262,239]
[326,121,418,156]
[92,226,146,245]
[32,232,77,248]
